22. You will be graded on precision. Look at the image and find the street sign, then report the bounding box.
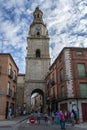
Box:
[29,116,35,124]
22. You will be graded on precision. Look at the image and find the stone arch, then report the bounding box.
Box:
[31,88,44,96]
[31,88,44,113]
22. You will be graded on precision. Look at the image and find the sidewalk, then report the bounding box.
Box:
[65,122,87,129]
[0,115,30,127]
[73,122,87,129]
[52,122,87,130]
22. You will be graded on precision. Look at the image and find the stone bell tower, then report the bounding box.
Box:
[24,7,50,112]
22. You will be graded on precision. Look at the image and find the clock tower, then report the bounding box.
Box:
[24,7,50,112]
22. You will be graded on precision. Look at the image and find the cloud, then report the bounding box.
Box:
[0,0,87,73]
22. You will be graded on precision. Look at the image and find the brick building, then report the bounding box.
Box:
[0,53,18,120]
[45,47,87,122]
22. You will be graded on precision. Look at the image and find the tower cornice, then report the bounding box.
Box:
[27,36,50,40]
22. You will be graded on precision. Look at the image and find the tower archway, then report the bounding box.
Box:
[31,89,44,113]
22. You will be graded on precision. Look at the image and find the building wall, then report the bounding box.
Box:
[0,54,18,120]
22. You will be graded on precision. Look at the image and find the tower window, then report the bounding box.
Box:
[37,14,39,18]
[36,49,41,58]
[37,32,40,36]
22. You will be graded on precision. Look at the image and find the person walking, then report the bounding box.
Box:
[44,112,48,124]
[59,110,66,129]
[70,110,75,126]
[8,106,12,119]
[36,111,41,124]
[51,111,55,124]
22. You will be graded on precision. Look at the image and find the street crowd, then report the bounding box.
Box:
[30,108,79,129]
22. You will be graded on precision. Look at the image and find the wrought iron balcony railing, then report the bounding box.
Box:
[6,88,12,97]
[8,69,13,78]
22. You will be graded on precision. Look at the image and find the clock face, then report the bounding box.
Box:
[36,25,41,31]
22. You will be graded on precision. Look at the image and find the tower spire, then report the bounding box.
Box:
[33,7,43,24]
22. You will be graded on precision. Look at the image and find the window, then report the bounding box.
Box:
[12,86,15,98]
[7,82,10,95]
[8,64,12,76]
[51,73,55,85]
[53,87,55,96]
[0,66,2,75]
[80,83,87,98]
[77,51,83,56]
[37,31,40,36]
[59,56,61,63]
[13,70,16,76]
[78,64,86,77]
[61,86,65,98]
[37,14,39,18]
[36,49,41,58]
[60,68,64,81]
[13,70,16,81]
[9,64,12,70]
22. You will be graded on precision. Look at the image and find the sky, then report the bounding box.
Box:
[0,0,87,73]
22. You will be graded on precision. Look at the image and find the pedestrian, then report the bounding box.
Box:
[72,109,79,124]
[44,112,48,124]
[8,106,12,119]
[72,105,79,124]
[67,110,71,123]
[59,110,66,129]
[70,110,75,126]
[51,111,55,124]
[64,110,68,122]
[36,111,41,124]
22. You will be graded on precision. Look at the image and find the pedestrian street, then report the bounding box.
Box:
[17,119,85,130]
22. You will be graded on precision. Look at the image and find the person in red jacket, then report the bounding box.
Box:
[59,110,66,129]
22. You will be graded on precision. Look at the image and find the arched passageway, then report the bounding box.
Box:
[31,89,44,113]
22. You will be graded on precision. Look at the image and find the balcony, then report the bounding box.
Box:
[13,75,17,82]
[57,91,87,101]
[12,92,16,99]
[50,94,58,101]
[8,69,13,78]
[75,92,87,99]
[78,74,87,79]
[51,78,55,86]
[7,88,12,97]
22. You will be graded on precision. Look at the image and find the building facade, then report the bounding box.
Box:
[24,7,50,112]
[45,47,87,122]
[0,54,18,120]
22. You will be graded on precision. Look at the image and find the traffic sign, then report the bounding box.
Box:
[29,117,35,124]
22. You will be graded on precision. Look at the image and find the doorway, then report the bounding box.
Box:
[5,101,9,119]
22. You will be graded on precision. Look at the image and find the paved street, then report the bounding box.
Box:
[17,119,86,130]
[0,115,87,130]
